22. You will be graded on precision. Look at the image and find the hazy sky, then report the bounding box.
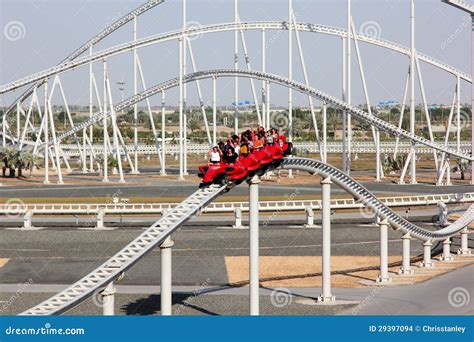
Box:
[0,0,471,109]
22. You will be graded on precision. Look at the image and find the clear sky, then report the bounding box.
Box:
[0,0,471,109]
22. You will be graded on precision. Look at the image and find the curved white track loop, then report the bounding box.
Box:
[21,157,473,316]
[53,69,472,161]
[1,21,470,95]
[1,0,164,141]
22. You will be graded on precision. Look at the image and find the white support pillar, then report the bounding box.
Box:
[248,175,260,315]
[458,228,472,255]
[23,210,33,229]
[322,102,327,163]
[346,0,352,175]
[178,37,184,181]
[399,233,414,274]
[233,208,244,229]
[409,0,417,184]
[342,37,347,172]
[440,238,453,261]
[261,28,266,129]
[102,60,109,183]
[212,76,217,146]
[132,15,139,175]
[471,13,474,185]
[96,209,105,229]
[438,201,448,226]
[318,177,335,302]
[161,90,166,176]
[160,236,174,316]
[376,219,392,283]
[101,282,115,316]
[234,0,239,135]
[182,0,188,176]
[287,0,293,178]
[43,80,50,184]
[304,206,317,228]
[89,46,95,172]
[420,240,434,268]
[456,75,461,154]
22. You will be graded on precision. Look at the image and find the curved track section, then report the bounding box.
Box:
[1,0,164,142]
[54,69,472,161]
[21,184,226,315]
[280,157,474,241]
[1,21,470,94]
[21,158,474,316]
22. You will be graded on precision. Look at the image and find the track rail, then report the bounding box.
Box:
[52,69,472,161]
[280,157,474,241]
[1,20,470,94]
[21,158,474,316]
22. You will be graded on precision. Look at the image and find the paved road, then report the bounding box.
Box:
[0,219,437,287]
[0,178,472,199]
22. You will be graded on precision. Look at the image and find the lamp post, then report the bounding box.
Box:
[441,0,474,183]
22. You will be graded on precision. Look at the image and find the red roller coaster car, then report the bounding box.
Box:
[198,137,293,187]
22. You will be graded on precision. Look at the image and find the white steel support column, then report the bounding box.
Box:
[458,227,472,255]
[376,219,391,283]
[16,102,20,141]
[248,175,260,315]
[342,37,347,172]
[43,80,50,184]
[133,15,139,174]
[399,233,414,274]
[456,75,461,153]
[89,46,94,172]
[471,13,474,184]
[394,70,410,160]
[420,240,434,268]
[346,0,352,175]
[322,102,327,163]
[261,28,266,129]
[161,91,166,176]
[160,236,174,316]
[178,37,184,181]
[102,282,115,316]
[318,177,335,302]
[441,238,453,261]
[212,76,217,146]
[288,0,293,178]
[409,0,417,184]
[182,0,188,176]
[234,0,239,135]
[102,60,109,183]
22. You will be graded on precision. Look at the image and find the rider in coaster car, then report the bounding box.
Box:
[209,145,222,164]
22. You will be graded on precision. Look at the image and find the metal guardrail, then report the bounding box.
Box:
[3,192,473,216]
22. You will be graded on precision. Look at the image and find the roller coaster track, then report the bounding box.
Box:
[1,20,470,95]
[1,0,164,142]
[52,69,473,161]
[21,157,474,315]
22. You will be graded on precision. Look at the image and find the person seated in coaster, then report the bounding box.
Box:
[208,145,222,164]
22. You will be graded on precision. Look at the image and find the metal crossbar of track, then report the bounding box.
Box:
[50,69,473,161]
[21,157,474,316]
[1,21,470,95]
